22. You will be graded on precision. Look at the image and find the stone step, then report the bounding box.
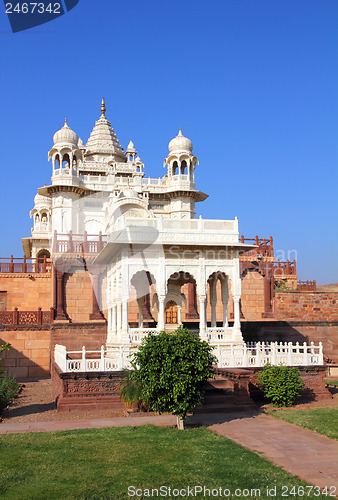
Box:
[203,394,235,405]
[194,403,253,414]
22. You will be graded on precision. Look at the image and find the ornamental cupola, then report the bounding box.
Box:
[53,119,78,146]
[85,99,126,163]
[48,118,83,179]
[126,140,137,161]
[164,128,198,183]
[30,193,52,234]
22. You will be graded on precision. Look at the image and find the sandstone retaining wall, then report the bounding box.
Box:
[0,329,50,378]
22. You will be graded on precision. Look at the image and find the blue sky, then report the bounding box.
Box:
[0,0,337,284]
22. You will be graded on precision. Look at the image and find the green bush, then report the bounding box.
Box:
[132,326,216,428]
[0,374,19,413]
[119,368,148,410]
[0,342,19,413]
[256,364,304,407]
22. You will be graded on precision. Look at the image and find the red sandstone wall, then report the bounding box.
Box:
[0,330,50,378]
[64,270,94,322]
[50,324,107,360]
[241,271,265,320]
[274,291,338,321]
[0,274,51,311]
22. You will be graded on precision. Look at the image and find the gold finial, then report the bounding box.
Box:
[65,117,68,125]
[101,98,106,116]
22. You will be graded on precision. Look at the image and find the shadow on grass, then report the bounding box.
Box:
[185,409,261,427]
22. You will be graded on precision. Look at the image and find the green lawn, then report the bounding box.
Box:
[268,407,338,440]
[0,425,329,499]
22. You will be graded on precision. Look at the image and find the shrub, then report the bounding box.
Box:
[132,326,216,428]
[0,374,19,413]
[119,368,148,410]
[256,364,304,407]
[0,342,11,377]
[0,342,19,413]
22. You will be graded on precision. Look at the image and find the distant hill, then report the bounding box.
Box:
[316,283,338,292]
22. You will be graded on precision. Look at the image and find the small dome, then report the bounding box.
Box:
[126,140,136,153]
[53,118,78,146]
[168,128,193,153]
[34,193,51,206]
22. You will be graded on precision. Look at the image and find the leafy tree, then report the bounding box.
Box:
[257,364,304,407]
[132,326,216,429]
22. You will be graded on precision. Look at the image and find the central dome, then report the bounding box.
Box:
[168,128,193,153]
[53,119,78,146]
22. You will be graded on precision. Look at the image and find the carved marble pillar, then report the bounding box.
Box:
[177,305,182,325]
[199,295,208,340]
[116,302,122,332]
[233,295,241,329]
[158,295,165,331]
[122,299,128,333]
[112,304,117,334]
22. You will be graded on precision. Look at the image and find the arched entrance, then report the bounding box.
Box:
[165,301,178,324]
[37,249,50,263]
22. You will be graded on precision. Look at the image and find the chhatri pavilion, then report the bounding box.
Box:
[24,99,254,357]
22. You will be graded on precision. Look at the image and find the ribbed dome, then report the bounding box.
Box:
[168,128,193,153]
[53,119,78,146]
[34,193,52,206]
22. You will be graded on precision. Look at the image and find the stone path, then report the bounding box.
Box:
[1,410,337,491]
[189,411,338,491]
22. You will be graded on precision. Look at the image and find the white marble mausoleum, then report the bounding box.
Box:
[24,99,257,356]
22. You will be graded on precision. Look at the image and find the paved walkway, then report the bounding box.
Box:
[189,411,338,491]
[1,410,337,491]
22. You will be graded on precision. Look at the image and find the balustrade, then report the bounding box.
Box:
[0,307,54,325]
[55,340,323,373]
[0,255,50,273]
[52,231,106,255]
[274,259,297,276]
[297,280,317,291]
[240,235,274,258]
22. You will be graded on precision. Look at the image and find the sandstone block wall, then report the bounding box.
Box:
[50,323,107,360]
[274,291,338,321]
[0,273,51,311]
[0,329,50,378]
[64,270,95,322]
[241,271,265,320]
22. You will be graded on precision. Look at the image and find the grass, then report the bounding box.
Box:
[267,407,338,440]
[0,425,329,499]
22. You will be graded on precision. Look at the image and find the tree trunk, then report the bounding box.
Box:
[176,416,185,430]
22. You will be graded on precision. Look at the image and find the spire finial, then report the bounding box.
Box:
[101,98,106,117]
[65,117,68,125]
[178,127,182,136]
